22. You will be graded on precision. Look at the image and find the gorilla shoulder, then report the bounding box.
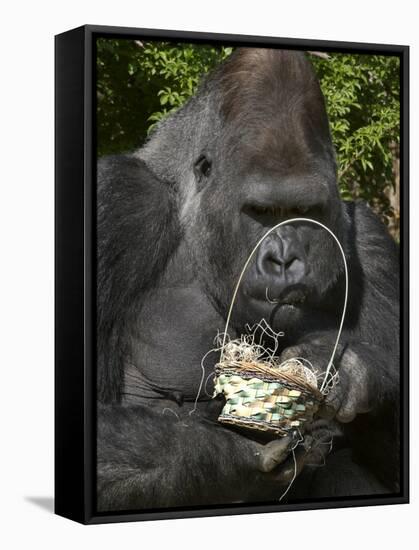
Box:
[345,199,399,265]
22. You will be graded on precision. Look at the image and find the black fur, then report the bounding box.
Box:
[96,49,400,511]
[97,156,181,403]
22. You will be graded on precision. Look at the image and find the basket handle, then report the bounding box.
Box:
[220,218,348,393]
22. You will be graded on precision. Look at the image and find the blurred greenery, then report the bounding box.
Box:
[311,53,400,236]
[96,40,400,238]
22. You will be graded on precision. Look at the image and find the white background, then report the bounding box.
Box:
[0,0,417,548]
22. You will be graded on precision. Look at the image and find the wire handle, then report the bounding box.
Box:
[220,218,348,393]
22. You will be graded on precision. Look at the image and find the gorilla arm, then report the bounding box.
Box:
[97,403,298,511]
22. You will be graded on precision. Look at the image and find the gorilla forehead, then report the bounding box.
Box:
[217,49,320,120]
[210,48,333,173]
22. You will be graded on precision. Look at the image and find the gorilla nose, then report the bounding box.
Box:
[257,229,308,287]
[262,249,306,282]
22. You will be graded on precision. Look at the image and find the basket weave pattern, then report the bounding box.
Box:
[214,362,323,436]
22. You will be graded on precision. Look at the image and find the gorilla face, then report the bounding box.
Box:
[188,49,347,333]
[139,48,348,334]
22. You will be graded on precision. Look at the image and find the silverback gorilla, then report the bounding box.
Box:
[96,48,400,511]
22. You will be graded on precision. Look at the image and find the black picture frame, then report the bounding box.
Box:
[55,24,409,524]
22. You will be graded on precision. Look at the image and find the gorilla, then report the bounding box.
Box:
[96,48,400,512]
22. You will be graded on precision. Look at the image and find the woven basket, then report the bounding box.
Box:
[214,360,323,436]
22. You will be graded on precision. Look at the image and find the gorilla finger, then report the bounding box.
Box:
[280,345,304,363]
[316,402,337,420]
[324,386,343,411]
[336,390,368,422]
[203,394,226,420]
[258,435,294,473]
[336,404,357,423]
[304,447,329,467]
[275,447,307,483]
[305,418,334,433]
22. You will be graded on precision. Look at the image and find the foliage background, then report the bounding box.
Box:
[97,40,400,239]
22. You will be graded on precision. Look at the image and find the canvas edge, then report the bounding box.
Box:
[54,24,410,525]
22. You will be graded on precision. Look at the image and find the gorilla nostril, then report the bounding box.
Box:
[269,254,283,267]
[265,254,285,273]
[285,257,298,270]
[286,257,306,277]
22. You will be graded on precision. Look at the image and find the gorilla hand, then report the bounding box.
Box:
[202,395,300,479]
[203,398,335,494]
[280,337,372,423]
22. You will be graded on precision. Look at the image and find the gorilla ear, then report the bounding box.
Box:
[194,154,212,189]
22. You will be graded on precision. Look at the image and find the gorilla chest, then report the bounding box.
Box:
[127,287,227,401]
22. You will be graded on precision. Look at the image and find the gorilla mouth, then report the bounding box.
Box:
[249,284,308,307]
[238,284,310,330]
[275,286,308,306]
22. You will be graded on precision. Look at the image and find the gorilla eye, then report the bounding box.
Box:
[194,155,212,179]
[288,206,310,217]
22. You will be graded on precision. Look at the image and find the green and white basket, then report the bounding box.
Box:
[213,359,323,436]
